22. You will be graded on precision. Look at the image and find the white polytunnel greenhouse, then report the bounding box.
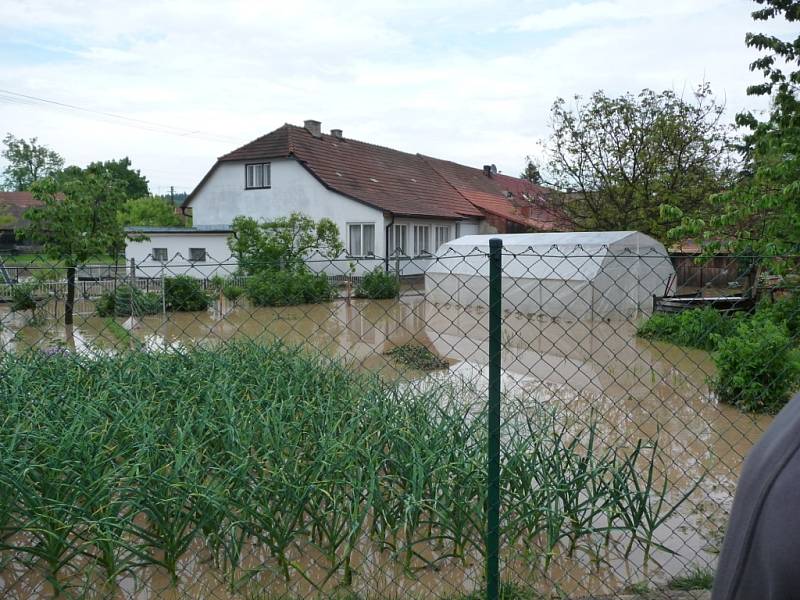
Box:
[425,231,677,320]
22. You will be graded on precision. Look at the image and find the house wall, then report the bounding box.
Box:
[126,232,234,279]
[189,157,470,276]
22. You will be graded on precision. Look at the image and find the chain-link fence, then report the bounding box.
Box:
[0,243,793,599]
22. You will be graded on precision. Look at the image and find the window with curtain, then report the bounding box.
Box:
[245,163,271,189]
[413,225,431,256]
[388,224,408,256]
[152,248,168,262]
[348,223,375,257]
[434,226,450,250]
[189,248,207,262]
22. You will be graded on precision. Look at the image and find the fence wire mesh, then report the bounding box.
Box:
[0,245,789,599]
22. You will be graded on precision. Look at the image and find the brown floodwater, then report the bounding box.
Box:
[0,295,772,598]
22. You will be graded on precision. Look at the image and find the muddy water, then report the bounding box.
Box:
[0,296,771,597]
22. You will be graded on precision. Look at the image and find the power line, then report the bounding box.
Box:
[0,89,241,144]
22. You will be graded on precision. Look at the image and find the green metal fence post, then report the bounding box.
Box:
[487,237,502,600]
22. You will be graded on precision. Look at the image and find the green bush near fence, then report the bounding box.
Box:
[96,285,162,317]
[354,267,400,299]
[209,274,246,302]
[711,317,800,413]
[756,292,800,338]
[636,307,739,351]
[222,283,244,302]
[0,341,690,592]
[638,294,800,413]
[9,283,38,313]
[245,269,335,306]
[164,275,211,312]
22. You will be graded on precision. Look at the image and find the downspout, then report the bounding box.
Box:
[384,212,395,272]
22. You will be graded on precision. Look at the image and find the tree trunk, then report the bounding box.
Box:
[65,265,76,326]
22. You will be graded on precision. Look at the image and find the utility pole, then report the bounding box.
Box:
[170,185,175,205]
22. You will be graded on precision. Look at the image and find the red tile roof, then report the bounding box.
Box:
[422,156,566,231]
[186,123,563,229]
[0,192,42,230]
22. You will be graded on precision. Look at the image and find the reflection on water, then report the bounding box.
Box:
[0,296,771,597]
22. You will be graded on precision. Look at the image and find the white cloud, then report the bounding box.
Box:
[513,0,727,32]
[0,0,787,191]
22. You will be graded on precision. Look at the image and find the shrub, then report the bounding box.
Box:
[711,317,800,413]
[245,269,335,306]
[96,285,162,317]
[757,292,800,339]
[164,275,211,312]
[222,283,244,302]
[354,267,400,299]
[637,307,739,351]
[9,283,37,313]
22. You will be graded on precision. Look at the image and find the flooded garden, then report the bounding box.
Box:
[0,294,770,599]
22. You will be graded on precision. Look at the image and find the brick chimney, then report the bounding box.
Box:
[330,128,343,139]
[304,119,322,138]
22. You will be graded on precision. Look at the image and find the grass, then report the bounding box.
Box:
[384,343,450,371]
[668,566,714,590]
[0,341,693,596]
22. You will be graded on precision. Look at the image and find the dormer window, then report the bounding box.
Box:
[245,163,271,189]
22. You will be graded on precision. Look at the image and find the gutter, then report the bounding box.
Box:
[384,213,395,273]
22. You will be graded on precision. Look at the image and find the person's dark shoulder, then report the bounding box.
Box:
[713,394,800,600]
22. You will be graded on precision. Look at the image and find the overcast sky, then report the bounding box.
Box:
[0,0,791,195]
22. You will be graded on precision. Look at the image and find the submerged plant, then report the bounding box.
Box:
[385,343,449,371]
[0,341,693,596]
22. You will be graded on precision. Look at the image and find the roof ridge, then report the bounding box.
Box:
[285,124,432,162]
[217,123,290,160]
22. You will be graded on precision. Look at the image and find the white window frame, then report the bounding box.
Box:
[245,163,271,189]
[347,222,376,258]
[189,248,207,263]
[152,247,168,262]
[434,225,450,250]
[413,225,431,257]
[388,224,408,257]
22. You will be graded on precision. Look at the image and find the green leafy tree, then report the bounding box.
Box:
[229,213,343,275]
[1,134,64,191]
[520,156,543,184]
[546,85,736,239]
[85,157,149,198]
[665,1,800,259]
[20,173,126,325]
[118,196,183,227]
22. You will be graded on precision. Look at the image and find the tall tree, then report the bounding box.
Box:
[81,157,149,198]
[520,156,543,184]
[20,173,126,325]
[666,1,800,259]
[1,134,64,191]
[118,196,183,227]
[546,85,736,239]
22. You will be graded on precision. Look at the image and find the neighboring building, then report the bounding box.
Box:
[125,226,234,279]
[0,192,42,250]
[127,120,564,277]
[669,239,742,290]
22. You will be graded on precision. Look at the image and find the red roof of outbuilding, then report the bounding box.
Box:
[0,192,43,230]
[186,123,563,229]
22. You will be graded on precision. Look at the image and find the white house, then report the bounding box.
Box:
[126,120,563,278]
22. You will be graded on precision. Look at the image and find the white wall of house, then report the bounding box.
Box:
[126,232,234,279]
[188,157,471,277]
